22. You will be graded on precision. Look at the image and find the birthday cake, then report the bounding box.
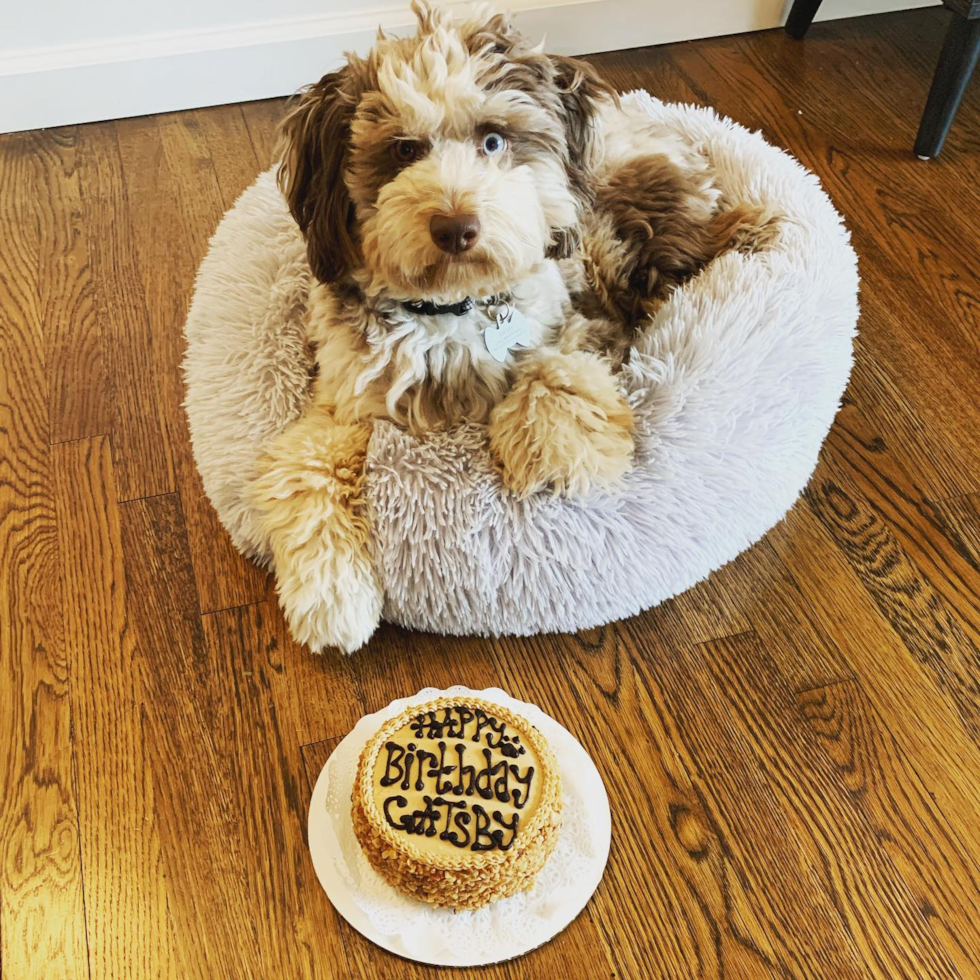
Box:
[351,695,562,910]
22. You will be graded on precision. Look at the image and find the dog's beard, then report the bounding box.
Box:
[415,252,493,293]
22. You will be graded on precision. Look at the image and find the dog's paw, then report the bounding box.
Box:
[250,411,380,653]
[488,350,635,499]
[276,551,383,654]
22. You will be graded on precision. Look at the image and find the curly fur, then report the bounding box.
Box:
[251,1,775,652]
[488,350,635,497]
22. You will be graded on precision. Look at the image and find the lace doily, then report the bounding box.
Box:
[308,686,611,966]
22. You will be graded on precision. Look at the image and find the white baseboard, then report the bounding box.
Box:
[0,0,937,134]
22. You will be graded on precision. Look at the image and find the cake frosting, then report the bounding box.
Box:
[351,696,562,909]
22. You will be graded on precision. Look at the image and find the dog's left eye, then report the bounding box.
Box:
[480,132,507,155]
[392,140,423,164]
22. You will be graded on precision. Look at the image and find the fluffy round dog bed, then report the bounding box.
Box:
[183,92,858,638]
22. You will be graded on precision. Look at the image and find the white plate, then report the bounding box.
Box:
[307,685,611,967]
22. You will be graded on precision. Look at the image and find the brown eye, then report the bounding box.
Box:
[392,140,422,164]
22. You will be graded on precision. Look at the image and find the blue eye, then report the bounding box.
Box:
[481,132,507,155]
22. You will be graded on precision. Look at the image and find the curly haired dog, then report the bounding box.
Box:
[252,1,767,652]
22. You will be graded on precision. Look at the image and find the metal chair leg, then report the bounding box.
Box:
[914,13,980,158]
[785,0,826,40]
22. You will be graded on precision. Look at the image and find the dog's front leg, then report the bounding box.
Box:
[251,405,381,653]
[488,348,635,499]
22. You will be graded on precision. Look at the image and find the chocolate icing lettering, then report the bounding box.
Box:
[470,804,520,851]
[511,765,535,809]
[453,742,475,796]
[380,742,404,787]
[380,705,537,852]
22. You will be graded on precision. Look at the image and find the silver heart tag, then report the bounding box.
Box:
[484,305,533,363]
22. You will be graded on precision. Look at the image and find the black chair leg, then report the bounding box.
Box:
[914,14,980,158]
[785,0,825,40]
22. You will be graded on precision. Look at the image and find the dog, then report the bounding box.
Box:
[251,1,768,653]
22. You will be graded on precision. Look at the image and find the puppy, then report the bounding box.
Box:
[252,1,765,653]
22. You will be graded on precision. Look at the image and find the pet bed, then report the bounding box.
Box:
[183,93,859,638]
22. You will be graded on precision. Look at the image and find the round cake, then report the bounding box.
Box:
[351,696,562,910]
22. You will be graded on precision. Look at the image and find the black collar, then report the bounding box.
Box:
[402,297,475,317]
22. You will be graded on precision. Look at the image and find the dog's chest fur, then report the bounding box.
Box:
[309,259,571,432]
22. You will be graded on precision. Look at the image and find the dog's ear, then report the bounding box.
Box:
[546,56,614,259]
[277,68,360,284]
[552,55,612,205]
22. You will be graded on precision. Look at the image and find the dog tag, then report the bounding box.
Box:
[484,305,533,363]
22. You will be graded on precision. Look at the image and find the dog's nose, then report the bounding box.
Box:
[429,213,480,254]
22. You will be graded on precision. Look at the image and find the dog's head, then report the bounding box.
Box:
[277,1,613,302]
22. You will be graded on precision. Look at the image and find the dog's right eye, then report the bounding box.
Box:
[392,140,423,164]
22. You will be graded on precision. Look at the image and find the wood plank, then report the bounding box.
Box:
[798,680,980,979]
[934,493,980,563]
[53,436,177,978]
[348,624,516,717]
[844,345,967,504]
[192,104,262,210]
[213,594,361,743]
[240,99,287,171]
[589,47,706,107]
[709,533,851,692]
[0,131,88,980]
[645,631,960,979]
[820,10,980,201]
[76,120,174,499]
[299,738,360,979]
[33,127,108,443]
[808,424,980,742]
[768,504,980,838]
[199,606,354,978]
[113,111,267,613]
[118,492,262,978]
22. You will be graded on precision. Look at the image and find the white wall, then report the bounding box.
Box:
[4,0,352,50]
[0,0,938,133]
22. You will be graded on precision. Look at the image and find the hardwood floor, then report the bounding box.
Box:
[2,7,979,978]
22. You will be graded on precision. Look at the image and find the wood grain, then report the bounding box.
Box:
[240,99,287,170]
[3,7,980,978]
[119,491,259,978]
[647,632,959,979]
[76,120,174,501]
[0,132,88,980]
[34,127,108,444]
[935,493,980,563]
[810,421,980,740]
[112,111,268,613]
[193,104,263,211]
[798,680,980,979]
[199,606,354,978]
[709,534,850,691]
[768,506,980,846]
[53,437,177,978]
